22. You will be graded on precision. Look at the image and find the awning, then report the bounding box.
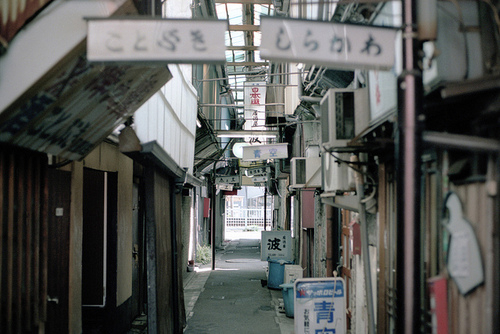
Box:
[0,0,173,160]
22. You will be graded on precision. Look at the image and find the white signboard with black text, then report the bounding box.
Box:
[242,143,288,161]
[215,174,241,185]
[261,231,292,261]
[295,278,346,334]
[260,16,398,70]
[87,19,227,63]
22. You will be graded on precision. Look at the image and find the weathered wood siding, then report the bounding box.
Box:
[448,184,494,334]
[0,145,48,333]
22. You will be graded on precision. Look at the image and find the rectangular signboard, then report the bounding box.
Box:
[246,166,270,177]
[87,18,227,63]
[215,174,241,185]
[244,82,267,131]
[242,143,288,161]
[260,16,398,70]
[261,230,293,261]
[295,278,346,334]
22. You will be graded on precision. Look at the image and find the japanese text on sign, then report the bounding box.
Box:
[87,19,227,63]
[244,82,266,131]
[242,143,288,161]
[215,174,241,185]
[261,231,292,261]
[260,16,398,70]
[295,278,346,334]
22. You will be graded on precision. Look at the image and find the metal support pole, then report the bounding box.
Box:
[211,183,216,271]
[264,187,267,231]
[396,0,423,332]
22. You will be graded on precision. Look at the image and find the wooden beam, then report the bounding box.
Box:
[228,24,260,31]
[215,0,272,4]
[226,61,268,67]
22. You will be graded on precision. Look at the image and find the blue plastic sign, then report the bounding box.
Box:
[260,16,398,71]
[261,231,292,261]
[295,278,346,334]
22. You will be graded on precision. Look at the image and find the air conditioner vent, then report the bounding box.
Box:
[321,88,369,151]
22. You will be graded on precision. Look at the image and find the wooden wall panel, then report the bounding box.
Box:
[0,146,48,333]
[448,183,491,334]
[154,170,174,334]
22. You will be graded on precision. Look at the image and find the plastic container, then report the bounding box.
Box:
[284,264,303,284]
[280,283,295,317]
[267,259,293,289]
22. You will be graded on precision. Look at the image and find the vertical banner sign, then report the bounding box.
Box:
[295,278,346,334]
[244,82,266,131]
[261,230,292,261]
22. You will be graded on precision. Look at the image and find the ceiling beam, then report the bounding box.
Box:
[215,0,272,4]
[227,45,259,51]
[228,24,260,31]
[226,61,268,67]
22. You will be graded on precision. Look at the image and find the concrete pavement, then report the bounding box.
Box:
[183,239,294,334]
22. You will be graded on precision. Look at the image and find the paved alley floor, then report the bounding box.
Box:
[183,239,294,334]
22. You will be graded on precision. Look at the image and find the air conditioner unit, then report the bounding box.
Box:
[322,153,354,193]
[320,88,369,151]
[422,1,484,91]
[290,157,321,188]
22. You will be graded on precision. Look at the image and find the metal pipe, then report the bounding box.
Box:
[325,205,334,277]
[397,0,423,331]
[423,131,500,153]
[264,187,268,231]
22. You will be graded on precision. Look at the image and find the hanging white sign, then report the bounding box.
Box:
[215,174,241,185]
[87,18,227,63]
[260,16,399,70]
[242,143,288,161]
[244,82,267,131]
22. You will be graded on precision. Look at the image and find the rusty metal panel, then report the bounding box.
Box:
[301,189,315,228]
[0,52,172,161]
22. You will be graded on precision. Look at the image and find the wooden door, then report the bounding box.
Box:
[46,169,72,333]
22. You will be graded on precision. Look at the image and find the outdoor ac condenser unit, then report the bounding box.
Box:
[290,157,321,188]
[320,88,369,151]
[321,152,354,194]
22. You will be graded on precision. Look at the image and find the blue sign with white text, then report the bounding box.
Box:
[294,278,346,334]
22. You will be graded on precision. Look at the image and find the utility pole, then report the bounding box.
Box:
[396,0,424,332]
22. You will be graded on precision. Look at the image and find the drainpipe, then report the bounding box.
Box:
[353,155,376,334]
[325,205,334,277]
[397,0,423,331]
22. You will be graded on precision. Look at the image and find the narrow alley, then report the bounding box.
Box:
[183,239,294,334]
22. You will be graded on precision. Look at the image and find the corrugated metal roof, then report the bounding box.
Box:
[0,47,172,160]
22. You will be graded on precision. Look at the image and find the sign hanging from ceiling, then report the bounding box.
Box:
[242,143,288,161]
[244,82,267,131]
[87,18,227,63]
[260,16,399,70]
[215,174,241,185]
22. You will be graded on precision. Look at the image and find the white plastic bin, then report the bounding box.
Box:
[284,264,303,284]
